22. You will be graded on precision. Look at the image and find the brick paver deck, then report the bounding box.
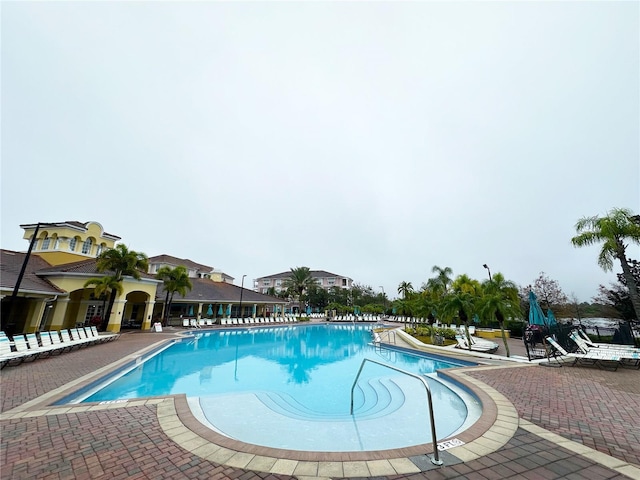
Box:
[1,327,639,479]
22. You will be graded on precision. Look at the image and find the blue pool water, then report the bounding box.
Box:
[76,324,480,451]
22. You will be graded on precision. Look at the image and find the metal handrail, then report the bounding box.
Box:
[349,358,443,466]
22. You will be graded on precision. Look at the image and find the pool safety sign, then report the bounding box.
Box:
[437,438,465,451]
[153,322,163,332]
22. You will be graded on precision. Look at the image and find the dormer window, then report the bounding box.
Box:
[82,238,93,255]
[41,236,50,250]
[69,237,77,251]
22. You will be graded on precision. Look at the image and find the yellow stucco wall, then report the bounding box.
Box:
[22,221,118,267]
[45,276,158,332]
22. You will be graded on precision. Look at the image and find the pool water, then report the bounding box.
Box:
[78,324,481,451]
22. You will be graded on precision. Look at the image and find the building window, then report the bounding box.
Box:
[41,236,50,250]
[316,278,323,285]
[262,279,271,286]
[328,278,336,286]
[342,278,347,286]
[96,244,103,256]
[54,237,60,250]
[82,238,93,255]
[69,238,77,251]
[275,280,282,286]
[84,304,104,325]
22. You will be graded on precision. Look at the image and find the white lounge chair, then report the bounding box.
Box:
[571,329,639,352]
[569,330,639,368]
[0,334,38,367]
[60,329,87,349]
[545,336,623,371]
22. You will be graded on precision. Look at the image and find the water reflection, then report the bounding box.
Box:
[84,324,468,409]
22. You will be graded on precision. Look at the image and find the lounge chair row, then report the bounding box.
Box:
[220,317,298,326]
[545,335,640,371]
[0,327,119,369]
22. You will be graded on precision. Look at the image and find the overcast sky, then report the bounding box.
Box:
[2,1,638,303]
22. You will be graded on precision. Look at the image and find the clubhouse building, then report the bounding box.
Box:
[1,221,284,335]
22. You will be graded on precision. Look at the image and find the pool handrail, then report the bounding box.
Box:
[349,358,443,466]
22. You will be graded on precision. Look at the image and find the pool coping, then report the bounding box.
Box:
[0,330,529,476]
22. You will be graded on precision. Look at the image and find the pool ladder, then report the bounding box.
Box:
[349,358,443,466]
[373,329,396,345]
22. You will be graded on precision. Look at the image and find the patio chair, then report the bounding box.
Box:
[182,319,190,328]
[89,326,119,343]
[545,336,621,371]
[25,332,64,356]
[48,330,73,352]
[572,328,639,352]
[0,335,38,368]
[11,334,44,361]
[569,330,640,369]
[60,329,88,349]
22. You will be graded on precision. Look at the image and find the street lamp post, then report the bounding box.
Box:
[483,264,492,282]
[238,274,246,319]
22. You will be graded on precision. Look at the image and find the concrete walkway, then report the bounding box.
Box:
[1,325,639,479]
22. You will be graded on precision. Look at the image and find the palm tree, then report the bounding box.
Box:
[95,244,148,331]
[442,291,475,350]
[447,274,483,349]
[571,208,640,320]
[283,267,317,314]
[156,265,193,325]
[479,272,522,357]
[397,281,414,300]
[397,281,415,330]
[431,265,453,294]
[83,276,123,326]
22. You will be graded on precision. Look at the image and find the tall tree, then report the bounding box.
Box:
[156,265,193,325]
[431,265,454,294]
[95,244,148,331]
[571,208,640,320]
[479,272,522,357]
[83,276,123,325]
[442,290,475,350]
[397,281,414,300]
[283,267,316,313]
[532,271,567,309]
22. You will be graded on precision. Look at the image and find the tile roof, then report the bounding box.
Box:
[36,257,157,280]
[257,270,349,280]
[0,250,66,295]
[156,278,282,303]
[148,255,213,272]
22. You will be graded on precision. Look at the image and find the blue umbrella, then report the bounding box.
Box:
[546,309,557,326]
[252,304,257,315]
[528,291,548,327]
[226,304,231,316]
[306,305,311,315]
[207,304,213,316]
[218,304,223,316]
[188,305,194,316]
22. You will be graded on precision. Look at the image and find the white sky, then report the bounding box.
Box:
[2,1,639,302]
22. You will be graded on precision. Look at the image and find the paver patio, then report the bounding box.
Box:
[1,327,639,479]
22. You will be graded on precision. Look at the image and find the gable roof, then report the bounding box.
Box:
[258,270,349,280]
[36,257,157,280]
[0,250,66,295]
[156,277,281,304]
[148,254,213,272]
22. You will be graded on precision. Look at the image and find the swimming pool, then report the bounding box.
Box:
[69,324,481,451]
